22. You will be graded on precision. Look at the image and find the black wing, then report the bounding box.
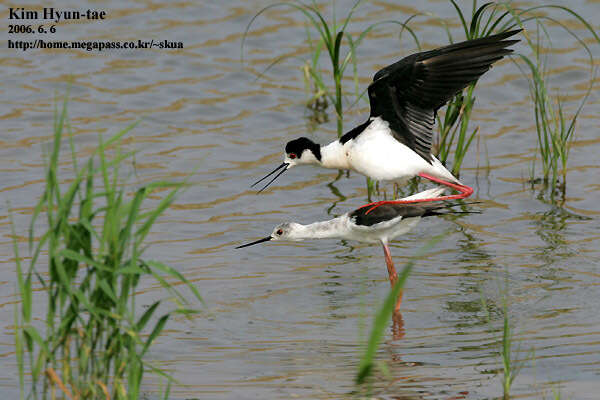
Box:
[350,202,477,227]
[368,29,521,162]
[351,204,432,227]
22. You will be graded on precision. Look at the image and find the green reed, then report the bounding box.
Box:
[356,236,442,385]
[244,0,419,138]
[355,261,410,385]
[507,14,596,200]
[243,0,358,137]
[12,96,202,399]
[481,275,532,400]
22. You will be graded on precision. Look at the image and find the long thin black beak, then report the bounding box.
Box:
[251,162,288,193]
[235,236,272,249]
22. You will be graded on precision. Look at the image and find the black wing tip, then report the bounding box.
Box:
[371,29,522,83]
[493,28,523,38]
[421,201,483,217]
[433,29,522,56]
[476,29,522,44]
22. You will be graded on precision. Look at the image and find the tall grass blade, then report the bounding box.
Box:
[355,263,410,384]
[356,235,443,384]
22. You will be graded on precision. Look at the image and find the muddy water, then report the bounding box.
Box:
[1,0,599,398]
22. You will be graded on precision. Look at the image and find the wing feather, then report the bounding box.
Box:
[367,29,521,162]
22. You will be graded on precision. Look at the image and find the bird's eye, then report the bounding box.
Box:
[276,229,283,235]
[289,153,297,159]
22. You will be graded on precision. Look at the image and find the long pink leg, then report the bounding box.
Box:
[360,173,474,215]
[382,242,402,312]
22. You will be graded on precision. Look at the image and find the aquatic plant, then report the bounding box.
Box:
[355,263,410,385]
[12,96,202,399]
[356,236,442,385]
[508,16,596,200]
[480,275,532,400]
[243,0,419,138]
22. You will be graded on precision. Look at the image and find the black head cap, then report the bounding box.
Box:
[284,137,321,161]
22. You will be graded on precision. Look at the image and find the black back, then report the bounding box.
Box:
[340,119,372,144]
[350,202,472,227]
[367,29,521,163]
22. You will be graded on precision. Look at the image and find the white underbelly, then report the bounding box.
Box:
[346,131,431,182]
[349,216,421,243]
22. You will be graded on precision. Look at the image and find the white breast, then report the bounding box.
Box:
[344,118,431,182]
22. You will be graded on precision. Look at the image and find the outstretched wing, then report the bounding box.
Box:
[368,29,520,162]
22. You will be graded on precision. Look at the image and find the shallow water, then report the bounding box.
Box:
[1,0,599,398]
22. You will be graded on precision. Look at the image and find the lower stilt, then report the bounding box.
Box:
[382,242,403,312]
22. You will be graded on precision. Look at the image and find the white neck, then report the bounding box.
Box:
[289,217,350,240]
[320,140,350,170]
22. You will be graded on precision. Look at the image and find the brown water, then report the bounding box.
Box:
[1,1,599,398]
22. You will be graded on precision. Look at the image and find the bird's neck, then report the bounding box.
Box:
[290,217,348,240]
[320,140,350,170]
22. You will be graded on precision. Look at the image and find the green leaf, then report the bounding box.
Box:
[136,301,161,331]
[142,314,169,356]
[58,248,110,272]
[449,0,469,39]
[98,279,118,304]
[356,263,411,384]
[146,260,204,305]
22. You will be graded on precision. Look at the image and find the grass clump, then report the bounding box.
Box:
[509,16,596,200]
[12,96,202,399]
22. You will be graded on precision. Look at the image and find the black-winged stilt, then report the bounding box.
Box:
[237,188,476,311]
[252,30,521,209]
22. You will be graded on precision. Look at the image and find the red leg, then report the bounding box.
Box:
[359,173,474,215]
[382,242,403,312]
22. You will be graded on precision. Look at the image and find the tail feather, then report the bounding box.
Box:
[399,187,446,201]
[422,201,482,218]
[430,155,461,185]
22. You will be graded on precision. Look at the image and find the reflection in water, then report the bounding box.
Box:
[326,169,346,215]
[534,205,589,261]
[392,310,405,341]
[443,223,502,329]
[530,205,591,291]
[304,95,329,129]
